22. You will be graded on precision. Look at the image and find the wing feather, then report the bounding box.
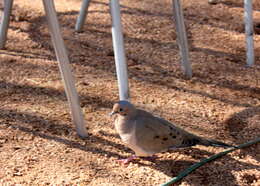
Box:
[134,110,196,153]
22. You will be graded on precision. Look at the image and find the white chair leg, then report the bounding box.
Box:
[0,0,14,49]
[172,0,192,78]
[75,0,91,32]
[109,0,129,101]
[244,0,254,67]
[42,0,87,137]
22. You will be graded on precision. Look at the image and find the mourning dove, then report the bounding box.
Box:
[110,101,232,163]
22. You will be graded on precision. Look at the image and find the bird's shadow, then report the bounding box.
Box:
[91,127,260,185]
[223,106,260,162]
[224,106,260,139]
[127,147,259,185]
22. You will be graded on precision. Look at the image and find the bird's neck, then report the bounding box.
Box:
[116,115,135,134]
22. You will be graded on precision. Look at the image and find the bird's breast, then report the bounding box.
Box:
[115,117,134,134]
[115,119,153,157]
[115,118,136,144]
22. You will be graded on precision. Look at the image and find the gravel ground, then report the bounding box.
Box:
[0,0,259,185]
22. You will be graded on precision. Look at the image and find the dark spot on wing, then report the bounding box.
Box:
[169,133,177,138]
[182,138,199,146]
[169,126,174,130]
[162,137,168,141]
[154,135,160,139]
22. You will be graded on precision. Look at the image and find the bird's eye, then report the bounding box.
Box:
[119,108,123,112]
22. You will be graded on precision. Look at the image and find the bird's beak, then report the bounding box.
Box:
[109,111,116,116]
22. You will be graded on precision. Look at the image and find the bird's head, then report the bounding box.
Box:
[110,100,136,117]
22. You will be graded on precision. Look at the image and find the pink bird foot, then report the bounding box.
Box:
[116,155,137,165]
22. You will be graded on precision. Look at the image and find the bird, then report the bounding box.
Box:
[110,100,233,164]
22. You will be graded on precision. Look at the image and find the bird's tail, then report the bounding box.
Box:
[199,138,233,148]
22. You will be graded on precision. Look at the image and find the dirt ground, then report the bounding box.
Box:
[0,0,259,185]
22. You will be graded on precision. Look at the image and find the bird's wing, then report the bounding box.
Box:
[134,110,200,153]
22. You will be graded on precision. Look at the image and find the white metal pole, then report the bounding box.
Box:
[109,0,130,100]
[172,0,192,78]
[42,0,87,137]
[75,0,91,32]
[0,0,13,49]
[244,0,254,67]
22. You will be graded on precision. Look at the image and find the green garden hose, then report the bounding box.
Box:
[161,137,260,186]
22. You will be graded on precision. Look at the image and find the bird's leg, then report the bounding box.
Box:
[140,155,158,162]
[117,155,137,164]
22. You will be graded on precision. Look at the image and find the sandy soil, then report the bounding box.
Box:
[0,0,259,185]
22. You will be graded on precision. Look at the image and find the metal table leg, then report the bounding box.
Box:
[244,0,254,67]
[110,0,129,100]
[42,0,87,137]
[75,0,91,32]
[172,0,192,78]
[0,0,14,49]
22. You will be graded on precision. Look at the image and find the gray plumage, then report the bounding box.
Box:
[110,101,232,157]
